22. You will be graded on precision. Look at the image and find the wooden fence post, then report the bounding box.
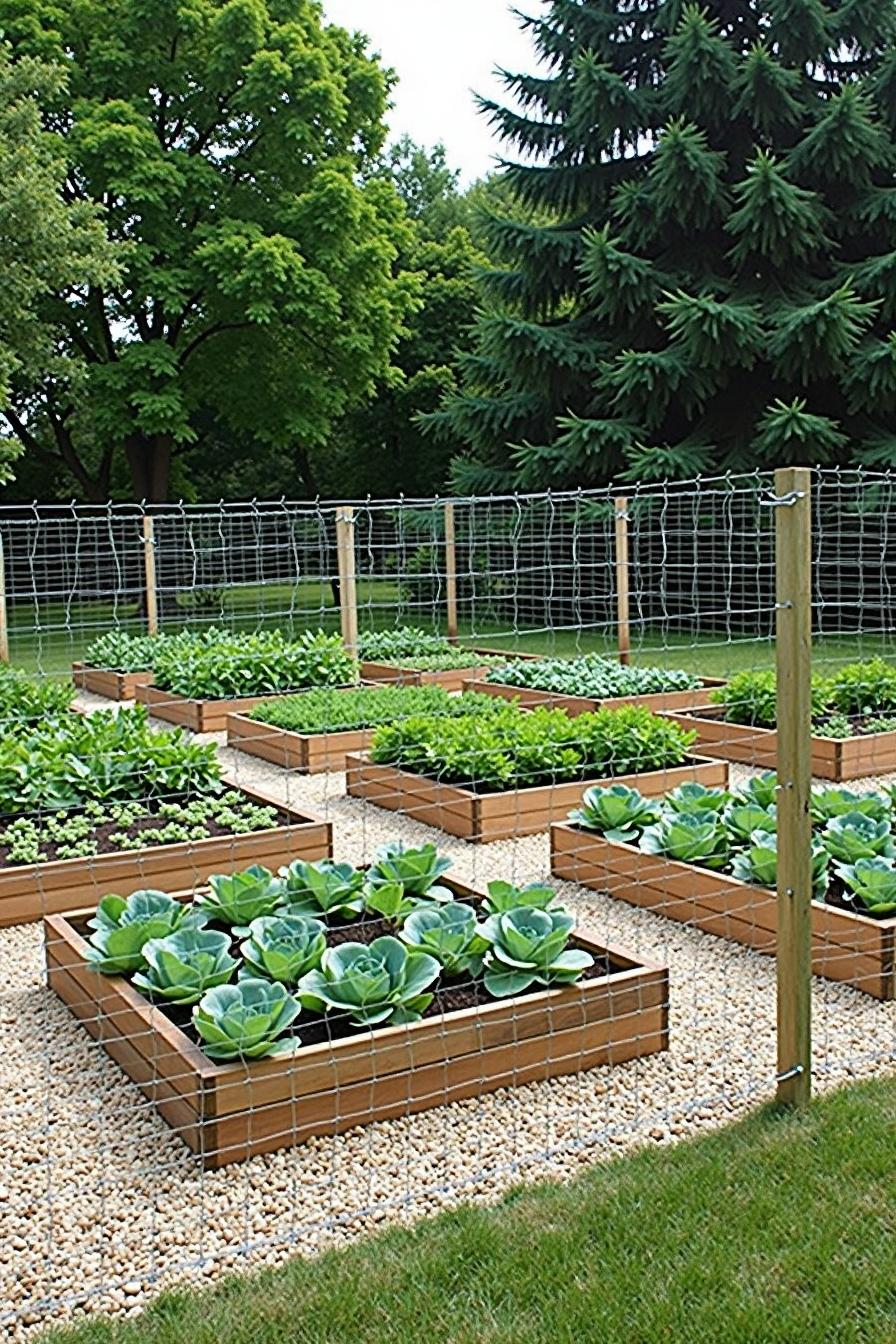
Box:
[444,502,458,643]
[336,506,358,655]
[0,533,9,662]
[615,497,631,666]
[142,515,159,636]
[774,465,813,1108]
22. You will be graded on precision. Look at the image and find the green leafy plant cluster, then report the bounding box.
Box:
[87,845,595,1060]
[370,701,696,791]
[82,627,225,673]
[246,685,503,734]
[0,665,74,725]
[571,774,896,917]
[357,627,504,672]
[713,661,896,734]
[487,655,700,699]
[152,629,356,699]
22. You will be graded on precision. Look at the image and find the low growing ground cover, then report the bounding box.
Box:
[369,700,697,791]
[38,1077,896,1344]
[486,654,701,697]
[713,660,896,738]
[569,774,896,918]
[357,627,506,672]
[80,846,598,1060]
[246,685,504,734]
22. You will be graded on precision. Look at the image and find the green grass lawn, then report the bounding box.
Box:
[40,1078,896,1344]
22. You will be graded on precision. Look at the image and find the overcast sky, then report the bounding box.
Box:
[322,0,545,182]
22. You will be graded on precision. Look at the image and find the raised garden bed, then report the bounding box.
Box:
[346,753,728,842]
[463,676,726,717]
[0,783,331,927]
[550,823,896,999]
[136,683,317,733]
[227,713,374,773]
[45,871,669,1167]
[662,705,896,781]
[72,662,153,701]
[359,649,510,693]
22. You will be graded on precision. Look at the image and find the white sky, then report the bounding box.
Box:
[323,0,545,181]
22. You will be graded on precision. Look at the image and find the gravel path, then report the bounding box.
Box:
[1,707,895,1336]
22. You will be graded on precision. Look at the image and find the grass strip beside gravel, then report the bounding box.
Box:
[39,1077,896,1344]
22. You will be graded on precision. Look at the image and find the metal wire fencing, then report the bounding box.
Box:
[1,468,895,1336]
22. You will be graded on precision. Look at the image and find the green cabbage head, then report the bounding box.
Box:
[192,979,301,1060]
[298,936,441,1026]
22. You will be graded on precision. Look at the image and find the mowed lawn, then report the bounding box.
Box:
[40,1078,896,1344]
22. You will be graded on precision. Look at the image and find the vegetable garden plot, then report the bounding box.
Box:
[356,626,521,691]
[45,864,669,1168]
[72,662,154,701]
[463,653,726,716]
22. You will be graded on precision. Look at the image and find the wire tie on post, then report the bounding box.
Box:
[775,1064,804,1083]
[759,490,806,508]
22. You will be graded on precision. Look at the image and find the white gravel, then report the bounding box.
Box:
[1,709,895,1337]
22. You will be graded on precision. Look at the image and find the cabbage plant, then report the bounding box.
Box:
[280,859,365,918]
[400,903,488,978]
[480,907,593,997]
[664,782,729,815]
[834,857,896,915]
[483,880,558,914]
[731,830,829,896]
[85,890,207,974]
[366,842,453,900]
[821,812,895,864]
[722,800,777,845]
[733,772,778,810]
[239,914,327,985]
[192,979,301,1059]
[196,865,285,926]
[132,929,237,1004]
[811,787,891,825]
[639,810,730,869]
[298,937,441,1026]
[567,783,659,841]
[362,881,424,924]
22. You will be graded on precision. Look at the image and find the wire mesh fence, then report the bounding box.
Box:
[2,468,896,1335]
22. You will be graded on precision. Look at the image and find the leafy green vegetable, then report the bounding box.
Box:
[280,860,365,918]
[238,914,327,985]
[827,658,896,717]
[834,857,896,915]
[85,890,207,974]
[362,881,426,924]
[298,936,441,1026]
[810,787,891,825]
[486,654,700,699]
[731,831,829,896]
[820,813,895,863]
[366,842,453,899]
[0,665,74,725]
[400,903,488,978]
[712,670,828,727]
[357,628,456,660]
[197,865,286,926]
[639,810,730,869]
[132,929,237,1003]
[722,800,777,845]
[480,907,593,997]
[153,629,355,699]
[483,880,558,914]
[192,979,301,1059]
[567,783,660,840]
[83,630,166,673]
[733,772,778,809]
[664,781,729,815]
[247,684,454,732]
[714,662,896,732]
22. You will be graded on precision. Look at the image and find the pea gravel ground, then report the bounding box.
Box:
[1,699,895,1337]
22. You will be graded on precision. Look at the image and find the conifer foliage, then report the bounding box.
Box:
[429,0,896,489]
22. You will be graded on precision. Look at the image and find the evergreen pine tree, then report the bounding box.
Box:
[427,0,896,488]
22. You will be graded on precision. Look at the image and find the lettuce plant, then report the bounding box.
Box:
[132,929,237,1004]
[664,781,729,815]
[722,800,777,845]
[811,787,891,825]
[192,979,301,1060]
[238,914,327,985]
[197,865,286,926]
[362,882,424,925]
[639,810,730,869]
[731,830,829,896]
[400,903,488,978]
[483,880,558,914]
[280,859,365,918]
[298,937,441,1026]
[733,772,778,810]
[366,842,453,900]
[567,783,659,840]
[153,629,355,699]
[85,890,207,973]
[834,857,896,915]
[485,654,699,698]
[480,907,593,997]
[821,813,895,864]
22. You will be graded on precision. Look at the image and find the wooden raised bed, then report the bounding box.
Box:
[227,712,374,774]
[72,663,154,701]
[345,753,729,843]
[0,783,331,928]
[359,651,505,693]
[45,875,669,1167]
[662,704,896,781]
[136,683,352,734]
[550,823,896,999]
[461,676,726,717]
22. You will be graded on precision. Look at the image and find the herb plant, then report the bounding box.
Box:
[713,662,896,735]
[486,654,700,699]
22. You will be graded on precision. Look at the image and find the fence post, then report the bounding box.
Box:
[615,497,631,666]
[142,515,159,636]
[444,502,458,642]
[336,506,358,655]
[774,465,813,1108]
[0,532,8,663]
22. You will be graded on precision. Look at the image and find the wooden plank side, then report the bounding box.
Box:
[226,714,374,774]
[345,756,477,837]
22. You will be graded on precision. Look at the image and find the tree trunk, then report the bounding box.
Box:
[125,433,173,503]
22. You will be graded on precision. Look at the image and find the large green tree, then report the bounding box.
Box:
[429,0,896,490]
[0,0,414,501]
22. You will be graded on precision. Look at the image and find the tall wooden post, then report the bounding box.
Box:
[336,507,358,656]
[143,515,159,636]
[444,502,458,643]
[615,497,631,666]
[0,533,9,662]
[774,465,813,1107]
